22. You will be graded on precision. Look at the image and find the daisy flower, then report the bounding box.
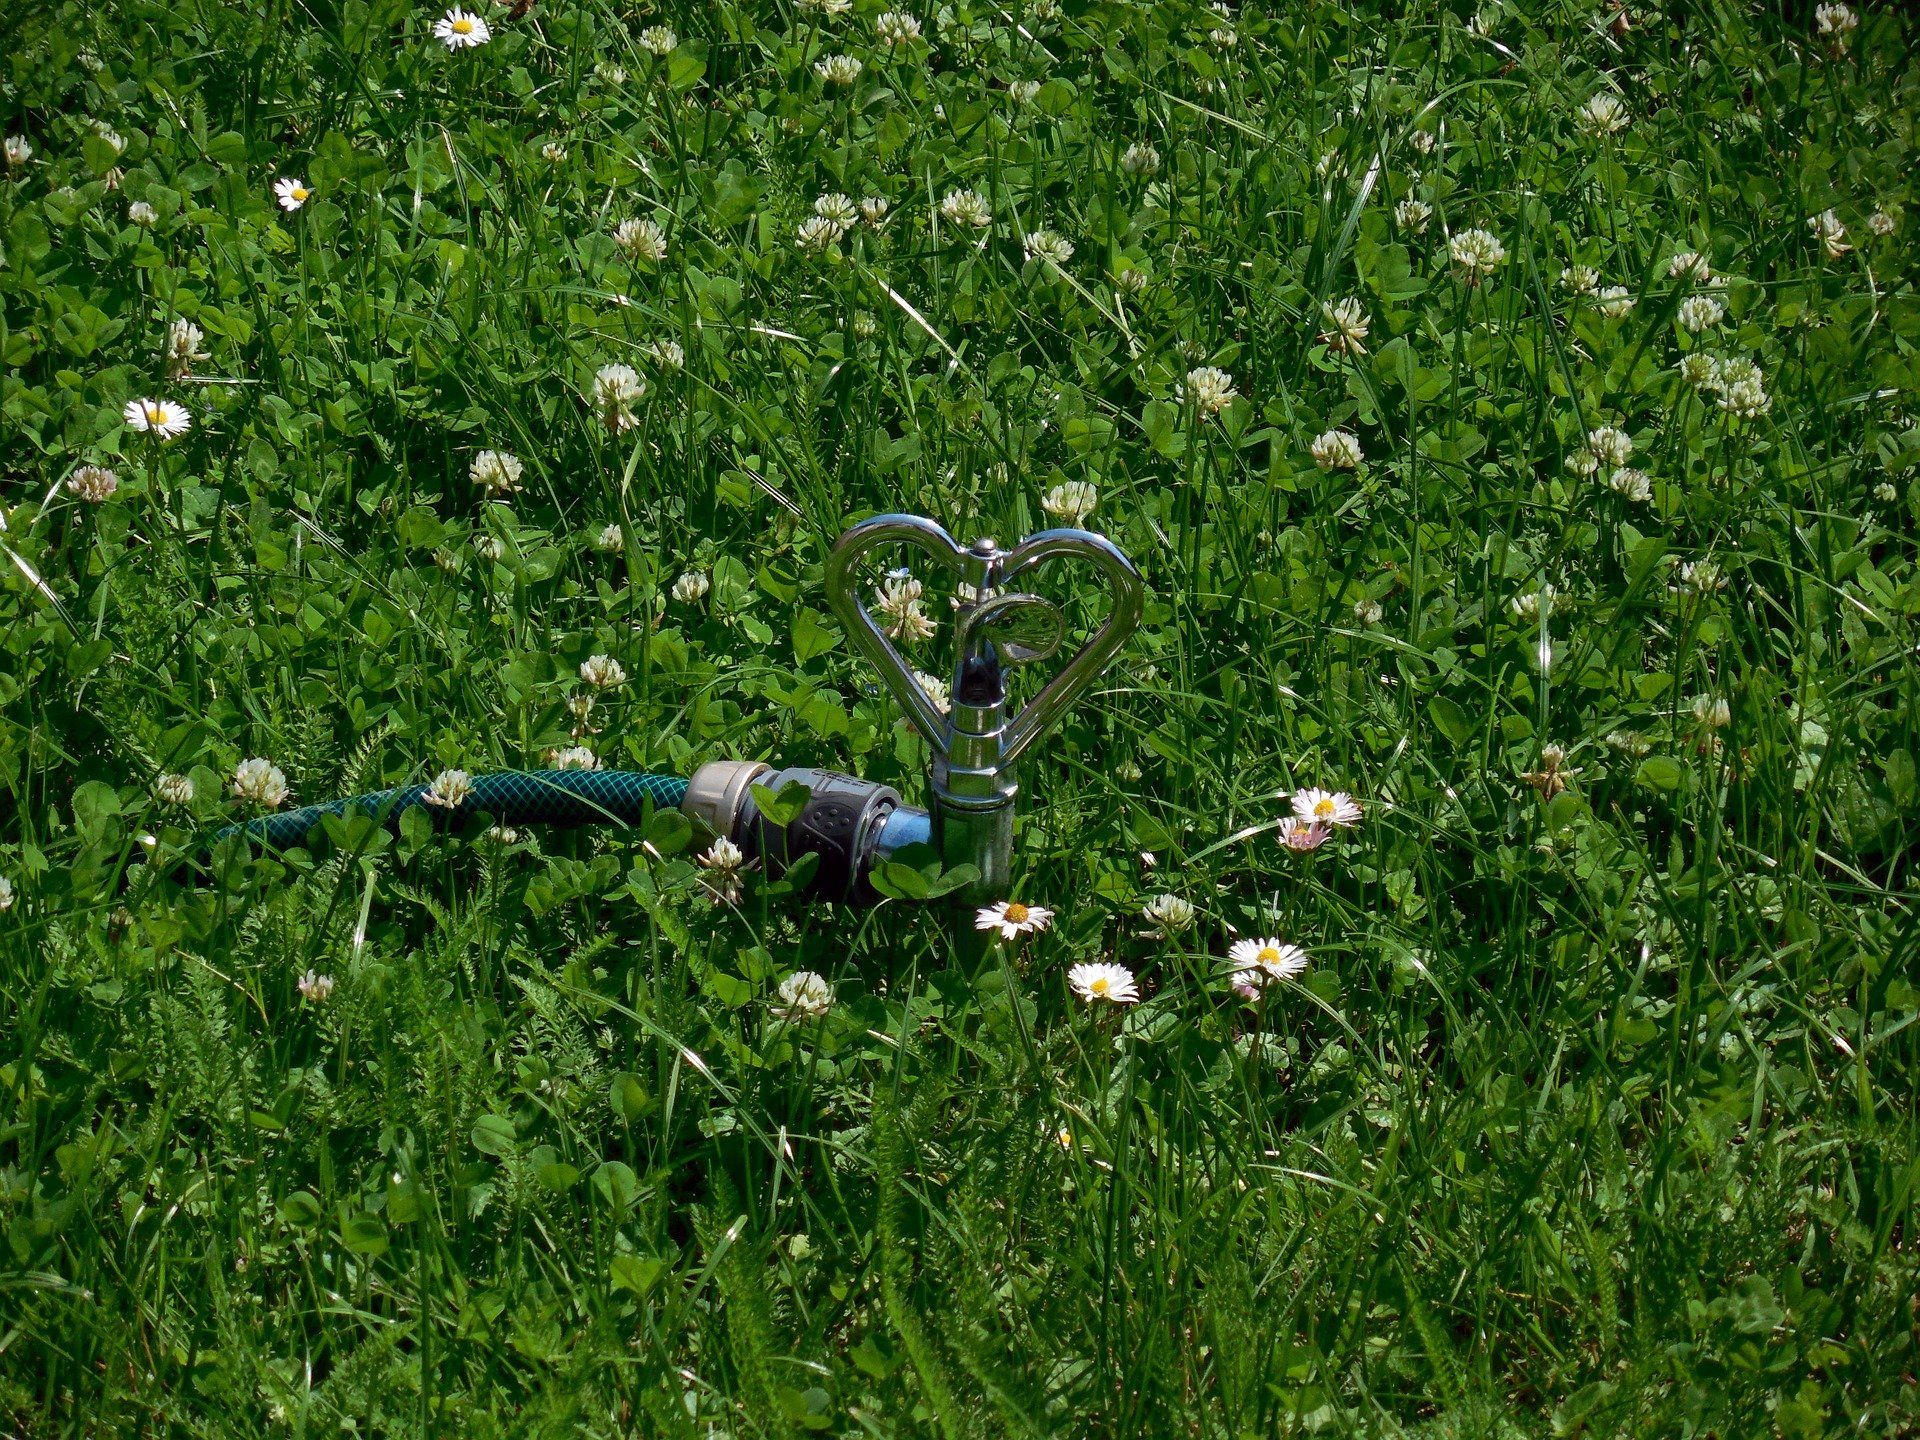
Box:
[273,177,311,211]
[1290,788,1362,827]
[433,7,491,48]
[1228,937,1309,987]
[1068,962,1139,1005]
[124,397,192,440]
[975,899,1054,939]
[1277,817,1332,851]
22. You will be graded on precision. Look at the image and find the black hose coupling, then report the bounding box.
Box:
[681,761,930,904]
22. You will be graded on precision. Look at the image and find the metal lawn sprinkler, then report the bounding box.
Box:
[190,514,1143,946]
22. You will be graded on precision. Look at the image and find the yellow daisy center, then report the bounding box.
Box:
[145,404,165,422]
[1313,798,1336,818]
[291,185,308,200]
[452,16,473,32]
[1257,946,1281,966]
[1004,902,1029,924]
[1090,976,1110,995]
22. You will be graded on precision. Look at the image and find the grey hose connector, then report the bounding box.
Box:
[682,760,929,904]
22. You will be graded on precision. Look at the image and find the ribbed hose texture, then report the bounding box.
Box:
[215,770,690,852]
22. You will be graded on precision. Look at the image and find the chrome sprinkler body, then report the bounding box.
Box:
[824,515,1145,907]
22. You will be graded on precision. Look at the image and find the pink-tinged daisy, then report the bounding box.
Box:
[273,177,310,211]
[123,397,191,440]
[975,899,1053,939]
[1277,817,1332,851]
[1228,937,1309,988]
[1068,962,1139,1005]
[434,7,491,48]
[1289,788,1362,827]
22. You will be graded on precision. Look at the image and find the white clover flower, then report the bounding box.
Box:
[1511,584,1555,623]
[580,654,626,689]
[814,192,859,234]
[566,693,595,723]
[1069,962,1139,1005]
[473,533,506,562]
[815,54,863,85]
[1121,141,1161,175]
[1114,266,1149,295]
[1679,352,1721,390]
[433,7,491,48]
[1677,294,1725,332]
[939,188,992,228]
[1041,479,1097,527]
[273,177,312,211]
[1808,209,1850,259]
[1394,198,1433,234]
[1409,128,1438,155]
[423,768,473,808]
[1595,285,1635,318]
[1024,228,1074,266]
[1814,3,1856,38]
[1319,297,1369,354]
[1668,250,1711,283]
[596,523,624,552]
[1008,79,1042,105]
[859,195,890,225]
[795,215,842,253]
[1587,426,1633,468]
[155,772,195,805]
[1353,597,1383,625]
[614,217,667,261]
[69,465,119,502]
[470,449,523,495]
[541,141,569,163]
[549,745,600,770]
[3,135,31,169]
[232,757,290,808]
[1290,788,1362,827]
[1607,467,1652,502]
[638,25,678,56]
[1449,227,1507,282]
[1277,817,1332,851]
[698,836,749,904]
[875,573,936,642]
[1311,429,1362,471]
[1143,893,1195,936]
[776,970,834,1019]
[1692,695,1732,729]
[1678,558,1727,592]
[875,11,922,47]
[164,319,207,379]
[1873,481,1897,503]
[1717,374,1771,420]
[646,338,685,371]
[593,363,646,434]
[1030,0,1061,18]
[1867,209,1896,237]
[914,669,951,713]
[1575,91,1628,136]
[1227,937,1308,989]
[1183,365,1238,414]
[124,398,192,440]
[297,970,335,1002]
[1209,24,1238,47]
[1560,264,1599,296]
[976,899,1054,939]
[672,570,710,604]
[128,199,157,226]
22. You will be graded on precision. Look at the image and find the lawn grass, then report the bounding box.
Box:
[2,0,1917,1433]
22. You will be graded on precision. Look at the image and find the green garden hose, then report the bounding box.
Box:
[215,769,690,852]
